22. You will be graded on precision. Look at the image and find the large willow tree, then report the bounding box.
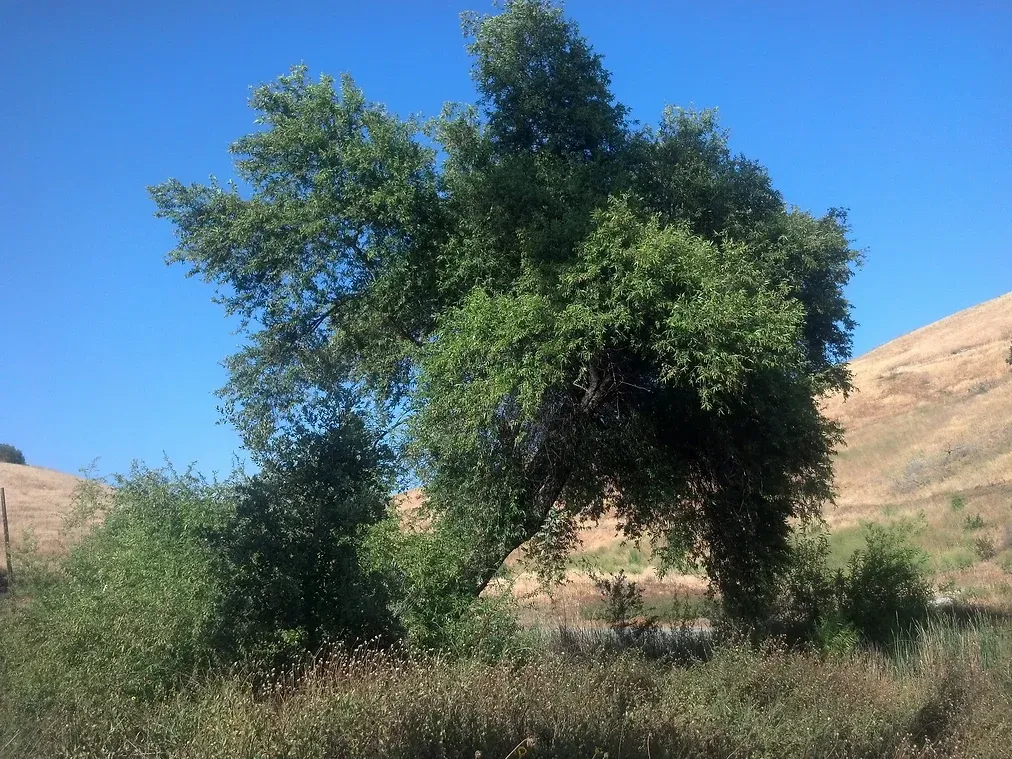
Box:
[151,0,859,619]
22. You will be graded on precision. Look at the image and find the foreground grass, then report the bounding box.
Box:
[4,618,1012,759]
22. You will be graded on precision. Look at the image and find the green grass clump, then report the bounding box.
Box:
[571,544,652,574]
[936,547,977,572]
[964,513,987,531]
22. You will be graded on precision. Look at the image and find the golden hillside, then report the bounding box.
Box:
[819,292,1012,600]
[825,292,1012,523]
[0,462,83,556]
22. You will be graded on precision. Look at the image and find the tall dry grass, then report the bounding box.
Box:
[5,616,1012,759]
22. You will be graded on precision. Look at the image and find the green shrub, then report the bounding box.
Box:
[0,466,229,709]
[964,513,986,531]
[773,524,932,650]
[0,418,401,720]
[838,525,931,647]
[590,570,646,629]
[974,536,997,561]
[772,528,838,642]
[950,494,966,512]
[0,443,26,464]
[212,420,400,659]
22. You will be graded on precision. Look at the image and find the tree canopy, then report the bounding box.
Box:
[151,0,860,620]
[0,444,26,465]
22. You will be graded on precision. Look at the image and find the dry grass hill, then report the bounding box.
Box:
[3,291,1010,613]
[0,462,83,557]
[822,291,1012,603]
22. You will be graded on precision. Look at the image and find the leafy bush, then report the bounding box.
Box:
[590,570,647,629]
[364,516,513,651]
[0,417,403,719]
[212,420,400,659]
[0,443,26,464]
[772,528,839,642]
[0,466,229,708]
[771,524,931,650]
[838,525,931,647]
[950,494,966,512]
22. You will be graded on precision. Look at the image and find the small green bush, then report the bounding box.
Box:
[950,494,965,512]
[590,570,646,629]
[838,525,931,647]
[963,513,986,531]
[773,528,838,642]
[213,420,400,659]
[973,536,997,561]
[0,443,26,465]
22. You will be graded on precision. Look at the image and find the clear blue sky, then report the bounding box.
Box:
[3,1,1010,478]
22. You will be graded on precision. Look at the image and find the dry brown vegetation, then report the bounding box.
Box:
[0,462,82,556]
[824,292,1012,602]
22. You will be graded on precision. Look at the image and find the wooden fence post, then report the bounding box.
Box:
[1,486,13,590]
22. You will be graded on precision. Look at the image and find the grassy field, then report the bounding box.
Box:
[5,614,1012,758]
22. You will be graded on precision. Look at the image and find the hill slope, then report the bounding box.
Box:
[0,462,83,556]
[825,292,1012,521]
[819,292,1012,599]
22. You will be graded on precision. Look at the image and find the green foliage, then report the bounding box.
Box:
[964,513,986,531]
[0,442,26,464]
[590,569,646,628]
[772,527,840,641]
[813,614,861,656]
[973,536,997,561]
[838,525,931,647]
[151,0,860,624]
[950,494,966,512]
[213,417,401,658]
[0,466,228,708]
[771,524,931,649]
[0,416,402,719]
